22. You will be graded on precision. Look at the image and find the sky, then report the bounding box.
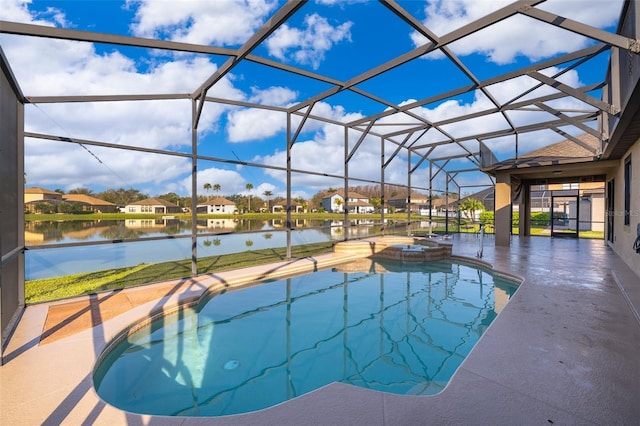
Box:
[0,0,625,200]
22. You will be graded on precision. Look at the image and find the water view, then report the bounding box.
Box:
[25,219,435,280]
[25,218,386,245]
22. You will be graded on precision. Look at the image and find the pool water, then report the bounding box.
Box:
[93,259,518,417]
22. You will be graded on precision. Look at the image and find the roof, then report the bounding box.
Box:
[62,194,116,206]
[198,197,236,206]
[460,187,494,202]
[327,190,369,200]
[348,200,373,207]
[127,198,179,207]
[489,134,600,171]
[24,187,60,195]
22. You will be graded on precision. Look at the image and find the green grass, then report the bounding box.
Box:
[526,226,603,239]
[25,241,335,304]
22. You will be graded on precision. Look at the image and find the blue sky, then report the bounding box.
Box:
[0,0,624,200]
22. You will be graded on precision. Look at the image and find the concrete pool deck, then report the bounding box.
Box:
[1,235,639,425]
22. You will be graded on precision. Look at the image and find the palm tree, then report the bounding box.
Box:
[294,197,307,213]
[334,197,343,213]
[245,183,253,213]
[459,197,485,222]
[213,184,221,198]
[263,190,273,212]
[203,182,212,200]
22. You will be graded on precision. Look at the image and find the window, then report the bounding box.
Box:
[562,183,579,190]
[624,155,632,226]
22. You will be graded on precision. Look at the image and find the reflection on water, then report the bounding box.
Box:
[25,219,190,244]
[24,219,437,280]
[25,219,249,245]
[25,218,405,245]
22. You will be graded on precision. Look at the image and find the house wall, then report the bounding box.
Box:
[25,193,42,203]
[24,192,62,203]
[608,140,640,277]
[322,194,343,213]
[126,205,146,213]
[202,204,236,214]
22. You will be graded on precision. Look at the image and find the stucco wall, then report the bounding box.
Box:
[608,140,640,277]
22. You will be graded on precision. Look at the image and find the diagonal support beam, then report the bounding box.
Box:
[550,127,600,155]
[519,5,640,53]
[383,129,428,169]
[347,120,376,162]
[410,145,437,174]
[534,102,602,139]
[430,160,450,180]
[346,43,607,129]
[528,71,620,115]
[192,1,305,125]
[289,102,316,149]
[382,0,519,137]
[290,0,541,113]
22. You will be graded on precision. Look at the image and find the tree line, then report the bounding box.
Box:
[47,183,455,213]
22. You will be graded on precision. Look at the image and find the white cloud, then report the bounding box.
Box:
[266,13,352,69]
[2,0,613,197]
[226,100,362,143]
[0,0,68,26]
[1,0,251,194]
[412,0,624,64]
[226,87,298,142]
[128,0,277,45]
[24,138,191,192]
[248,86,297,105]
[227,108,288,142]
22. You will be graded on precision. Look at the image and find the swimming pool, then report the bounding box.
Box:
[93,258,519,417]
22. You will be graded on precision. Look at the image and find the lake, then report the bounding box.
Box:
[25,219,432,280]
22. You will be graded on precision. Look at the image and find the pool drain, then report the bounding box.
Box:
[224,360,240,370]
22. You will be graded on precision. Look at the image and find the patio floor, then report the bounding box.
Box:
[1,235,639,425]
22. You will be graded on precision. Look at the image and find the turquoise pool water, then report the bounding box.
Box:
[93,259,518,417]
